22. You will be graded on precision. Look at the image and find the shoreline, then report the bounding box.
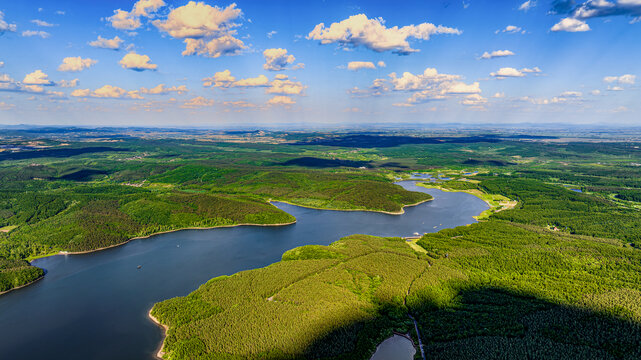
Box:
[0,274,45,296]
[148,309,168,359]
[270,198,433,216]
[46,220,298,258]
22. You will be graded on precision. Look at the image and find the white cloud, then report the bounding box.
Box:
[202,70,269,88]
[181,96,214,108]
[492,92,506,98]
[307,14,461,54]
[267,78,305,95]
[267,95,295,106]
[22,30,50,38]
[31,19,56,27]
[518,1,536,11]
[23,70,53,85]
[445,81,481,94]
[381,67,483,106]
[263,48,295,71]
[71,85,142,99]
[603,74,636,84]
[234,75,270,87]
[348,78,389,97]
[492,67,524,78]
[479,49,515,59]
[591,89,601,96]
[58,57,98,72]
[496,25,524,34]
[521,67,542,73]
[56,11,65,16]
[347,61,376,71]
[0,62,4,68]
[377,61,386,68]
[460,94,487,106]
[109,0,165,30]
[0,11,17,35]
[154,2,245,58]
[140,84,188,95]
[202,70,235,88]
[70,88,91,97]
[89,35,124,50]
[119,52,157,71]
[58,79,79,88]
[490,67,540,79]
[608,86,624,91]
[551,17,590,32]
[267,30,277,38]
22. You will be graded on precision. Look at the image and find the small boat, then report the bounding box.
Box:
[137,265,142,269]
[413,232,420,236]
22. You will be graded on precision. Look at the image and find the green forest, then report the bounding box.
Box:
[1,128,641,359]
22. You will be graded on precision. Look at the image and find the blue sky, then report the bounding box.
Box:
[0,0,639,126]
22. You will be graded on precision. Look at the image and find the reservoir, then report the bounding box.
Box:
[0,181,488,359]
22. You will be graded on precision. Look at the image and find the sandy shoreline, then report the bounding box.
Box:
[148,309,168,359]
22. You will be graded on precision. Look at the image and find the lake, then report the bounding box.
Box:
[0,181,488,359]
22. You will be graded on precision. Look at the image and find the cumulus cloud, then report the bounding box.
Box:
[460,94,487,106]
[234,75,270,87]
[202,70,269,88]
[490,67,541,79]
[154,2,245,58]
[307,14,461,54]
[58,79,79,88]
[22,30,50,38]
[23,70,54,85]
[551,17,590,32]
[496,25,524,34]
[119,52,157,71]
[519,1,536,11]
[0,12,17,35]
[479,49,515,59]
[263,48,295,71]
[348,78,389,97]
[58,57,98,72]
[89,35,124,50]
[181,96,214,108]
[603,74,636,84]
[71,85,142,99]
[267,95,295,106]
[267,78,305,95]
[377,61,386,68]
[493,92,506,98]
[551,0,641,31]
[140,84,188,95]
[108,0,165,30]
[361,67,483,106]
[347,61,376,71]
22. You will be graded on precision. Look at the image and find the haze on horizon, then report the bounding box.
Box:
[0,0,639,127]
